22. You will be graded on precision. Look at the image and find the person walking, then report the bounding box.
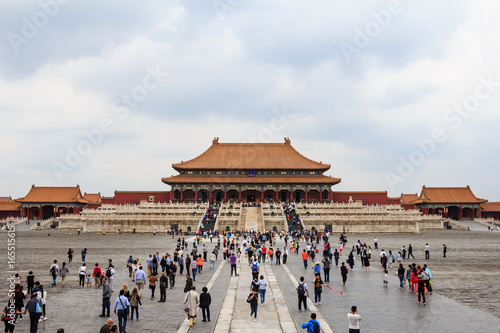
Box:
[416,274,426,305]
[14,286,25,321]
[257,275,268,307]
[67,248,74,264]
[313,261,321,277]
[348,306,361,333]
[322,257,331,282]
[250,258,260,280]
[283,247,288,264]
[191,259,198,281]
[100,277,111,317]
[199,287,211,322]
[443,244,447,258]
[168,261,177,289]
[36,285,47,321]
[340,262,348,285]
[347,252,355,271]
[26,293,44,333]
[302,250,308,269]
[184,286,200,327]
[301,313,320,333]
[408,244,414,259]
[49,260,59,287]
[397,264,405,289]
[313,275,323,305]
[422,264,433,294]
[135,266,147,297]
[59,262,69,287]
[129,288,142,322]
[149,272,158,300]
[333,249,340,267]
[26,271,36,296]
[78,263,86,288]
[247,289,259,322]
[184,274,193,293]
[93,263,102,289]
[296,276,309,311]
[81,248,87,262]
[113,290,130,333]
[158,272,168,302]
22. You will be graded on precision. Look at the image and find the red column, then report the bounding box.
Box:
[238,190,242,203]
[305,190,308,202]
[224,191,227,203]
[209,190,213,203]
[261,191,264,202]
[458,207,463,220]
[39,206,43,219]
[319,191,323,203]
[275,190,279,203]
[329,190,333,202]
[26,207,29,219]
[180,190,184,203]
[477,207,481,218]
[195,190,198,202]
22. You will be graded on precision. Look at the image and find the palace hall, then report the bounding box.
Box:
[162,137,341,204]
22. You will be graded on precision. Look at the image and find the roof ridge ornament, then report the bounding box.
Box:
[284,137,291,145]
[213,137,219,144]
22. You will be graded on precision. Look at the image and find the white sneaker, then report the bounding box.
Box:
[44,317,48,321]
[254,319,257,322]
[261,304,263,307]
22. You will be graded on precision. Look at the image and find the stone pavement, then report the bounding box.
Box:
[1,230,500,333]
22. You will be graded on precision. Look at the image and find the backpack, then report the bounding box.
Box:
[106,268,112,278]
[251,262,258,273]
[50,265,56,275]
[312,321,320,333]
[130,294,138,307]
[297,283,305,296]
[95,268,101,277]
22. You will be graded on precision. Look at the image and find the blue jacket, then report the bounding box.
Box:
[301,319,320,333]
[313,264,321,275]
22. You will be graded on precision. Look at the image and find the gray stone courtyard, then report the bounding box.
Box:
[1,226,500,333]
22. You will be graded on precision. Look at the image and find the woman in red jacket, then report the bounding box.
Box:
[416,274,426,305]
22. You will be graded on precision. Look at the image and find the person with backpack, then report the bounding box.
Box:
[250,258,259,280]
[129,288,142,322]
[25,293,44,333]
[301,312,320,333]
[296,276,309,311]
[93,263,102,289]
[104,265,114,291]
[49,260,59,287]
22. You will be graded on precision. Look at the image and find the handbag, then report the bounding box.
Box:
[119,296,129,316]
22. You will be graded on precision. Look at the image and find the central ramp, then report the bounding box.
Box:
[242,207,258,231]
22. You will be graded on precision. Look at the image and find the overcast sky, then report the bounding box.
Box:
[1,0,499,201]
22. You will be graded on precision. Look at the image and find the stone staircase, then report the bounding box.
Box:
[241,207,258,231]
[256,207,264,231]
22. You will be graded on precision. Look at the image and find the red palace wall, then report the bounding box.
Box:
[482,212,500,220]
[331,191,393,205]
[113,192,171,205]
[0,211,21,219]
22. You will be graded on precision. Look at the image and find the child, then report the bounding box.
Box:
[86,274,92,287]
[383,270,389,287]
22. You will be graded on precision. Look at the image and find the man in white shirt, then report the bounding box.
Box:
[425,243,430,259]
[296,276,309,311]
[348,305,361,333]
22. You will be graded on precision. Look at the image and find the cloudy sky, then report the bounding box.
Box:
[1,0,499,201]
